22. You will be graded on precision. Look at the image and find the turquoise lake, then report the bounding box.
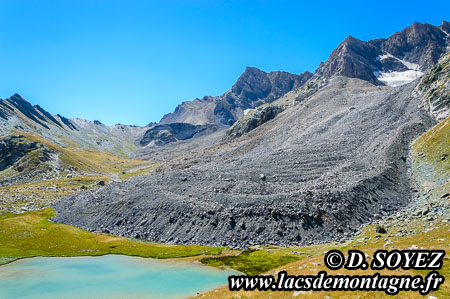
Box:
[0,255,237,298]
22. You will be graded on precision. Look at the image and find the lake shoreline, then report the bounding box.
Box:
[0,255,239,299]
[0,253,240,271]
[0,208,226,268]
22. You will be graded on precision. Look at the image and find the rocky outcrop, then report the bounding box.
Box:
[56,114,78,131]
[0,94,82,133]
[414,53,450,120]
[229,67,310,106]
[160,68,312,127]
[314,36,383,85]
[223,105,284,140]
[140,123,218,146]
[0,134,54,186]
[0,135,46,171]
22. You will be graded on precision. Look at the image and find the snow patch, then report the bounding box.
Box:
[374,52,424,87]
[244,109,252,116]
[374,70,424,87]
[378,53,420,71]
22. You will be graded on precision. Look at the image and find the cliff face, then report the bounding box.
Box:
[314,36,383,84]
[378,21,449,70]
[139,123,218,146]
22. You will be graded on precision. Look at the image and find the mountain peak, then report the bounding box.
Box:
[314,35,381,84]
[0,93,77,130]
[230,67,310,106]
[9,93,28,104]
[343,35,358,42]
[379,20,448,69]
[313,21,448,85]
[160,67,311,127]
[232,67,270,93]
[243,66,264,73]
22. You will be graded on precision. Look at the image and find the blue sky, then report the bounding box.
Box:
[0,0,448,126]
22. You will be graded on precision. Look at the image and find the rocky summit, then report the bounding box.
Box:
[160,67,313,127]
[314,21,449,86]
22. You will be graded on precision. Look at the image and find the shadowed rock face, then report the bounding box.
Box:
[140,123,218,146]
[52,77,436,247]
[377,21,449,70]
[314,36,383,84]
[56,114,78,131]
[223,105,284,141]
[160,68,312,127]
[0,135,54,186]
[0,135,45,171]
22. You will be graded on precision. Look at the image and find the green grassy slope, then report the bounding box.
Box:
[0,131,157,214]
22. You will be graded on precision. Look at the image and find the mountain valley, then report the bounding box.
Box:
[0,21,449,297]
